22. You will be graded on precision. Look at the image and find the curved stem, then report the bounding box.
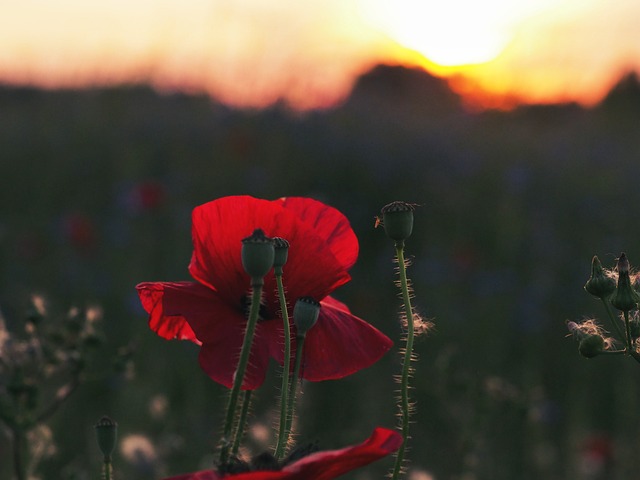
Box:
[624,310,633,353]
[219,280,263,465]
[274,273,292,460]
[392,240,415,480]
[283,335,305,451]
[621,310,640,365]
[231,391,253,456]
[601,298,627,343]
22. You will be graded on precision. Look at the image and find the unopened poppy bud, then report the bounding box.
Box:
[273,237,289,274]
[294,297,320,337]
[380,201,415,241]
[241,229,275,280]
[95,416,118,459]
[611,253,640,312]
[578,334,605,358]
[584,256,616,299]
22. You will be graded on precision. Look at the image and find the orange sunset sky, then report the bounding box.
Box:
[1,0,639,110]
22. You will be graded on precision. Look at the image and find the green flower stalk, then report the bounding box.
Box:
[611,253,640,359]
[283,297,320,452]
[380,201,417,480]
[220,229,274,465]
[273,237,292,460]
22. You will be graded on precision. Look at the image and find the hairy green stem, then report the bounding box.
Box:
[220,280,263,465]
[283,335,306,451]
[231,390,253,456]
[12,428,26,480]
[601,298,627,343]
[274,273,292,459]
[392,240,415,480]
[101,458,113,480]
[621,310,640,364]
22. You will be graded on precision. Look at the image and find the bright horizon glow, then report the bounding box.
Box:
[359,0,556,67]
[0,0,639,110]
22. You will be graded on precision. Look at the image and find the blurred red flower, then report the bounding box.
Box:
[164,427,402,480]
[137,196,392,389]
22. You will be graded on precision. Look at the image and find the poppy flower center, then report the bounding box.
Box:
[240,294,275,322]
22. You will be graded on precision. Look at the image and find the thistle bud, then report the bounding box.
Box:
[241,229,275,280]
[380,201,415,241]
[95,416,118,459]
[611,253,640,312]
[272,237,289,275]
[578,334,605,358]
[293,297,320,337]
[584,256,616,299]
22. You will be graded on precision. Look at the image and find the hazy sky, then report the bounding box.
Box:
[1,0,639,109]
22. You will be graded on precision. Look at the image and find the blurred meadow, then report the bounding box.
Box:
[2,65,640,479]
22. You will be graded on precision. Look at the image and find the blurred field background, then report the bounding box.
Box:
[2,65,640,480]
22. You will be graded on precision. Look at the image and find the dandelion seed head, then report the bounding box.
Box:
[148,394,169,420]
[31,295,46,316]
[121,434,157,465]
[409,469,436,480]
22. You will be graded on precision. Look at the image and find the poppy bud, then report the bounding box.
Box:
[611,253,640,312]
[95,416,118,459]
[273,237,289,274]
[241,229,275,280]
[294,297,320,337]
[578,334,605,358]
[584,256,616,299]
[380,201,415,241]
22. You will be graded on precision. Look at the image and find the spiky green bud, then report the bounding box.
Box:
[584,256,616,299]
[611,253,640,312]
[578,334,605,358]
[241,229,275,280]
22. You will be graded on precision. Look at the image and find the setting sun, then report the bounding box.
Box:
[360,0,555,67]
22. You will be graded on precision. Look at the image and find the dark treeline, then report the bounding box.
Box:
[2,65,640,480]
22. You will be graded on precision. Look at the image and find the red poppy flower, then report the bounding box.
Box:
[137,196,392,389]
[163,427,402,480]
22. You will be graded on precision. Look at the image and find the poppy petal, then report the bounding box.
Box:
[161,428,401,480]
[300,298,393,381]
[136,282,203,344]
[188,196,353,308]
[198,325,271,390]
[280,427,402,480]
[276,197,359,271]
[137,281,275,388]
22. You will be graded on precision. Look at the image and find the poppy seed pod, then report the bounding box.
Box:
[380,201,415,241]
[241,229,275,279]
[95,416,118,459]
[584,255,616,299]
[578,334,605,358]
[294,297,321,337]
[611,253,640,312]
[273,237,290,274]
